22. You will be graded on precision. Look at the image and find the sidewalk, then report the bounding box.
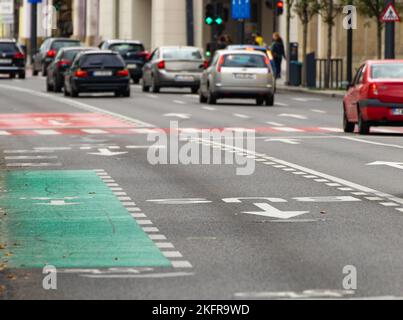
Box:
[276,79,345,98]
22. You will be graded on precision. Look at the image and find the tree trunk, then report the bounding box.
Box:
[302,21,308,87]
[377,20,382,59]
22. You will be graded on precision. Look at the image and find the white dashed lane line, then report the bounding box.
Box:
[94,169,192,269]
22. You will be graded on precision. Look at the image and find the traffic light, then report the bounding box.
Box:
[275,0,284,16]
[205,4,215,25]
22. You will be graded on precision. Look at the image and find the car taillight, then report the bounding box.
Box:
[217,55,225,72]
[57,60,70,68]
[157,60,165,69]
[14,52,24,59]
[117,69,129,77]
[47,50,56,58]
[138,51,151,60]
[75,69,88,78]
[203,60,209,69]
[368,83,378,98]
[264,56,270,67]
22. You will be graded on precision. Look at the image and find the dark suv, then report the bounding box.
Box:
[0,39,26,79]
[99,40,149,83]
[33,38,82,76]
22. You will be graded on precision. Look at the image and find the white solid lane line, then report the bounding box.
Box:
[278,114,308,120]
[342,136,403,150]
[202,106,217,111]
[274,102,289,107]
[312,109,327,114]
[265,121,284,127]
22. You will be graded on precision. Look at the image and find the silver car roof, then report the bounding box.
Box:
[216,49,267,56]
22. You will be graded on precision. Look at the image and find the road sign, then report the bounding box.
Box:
[381,3,400,22]
[231,0,251,20]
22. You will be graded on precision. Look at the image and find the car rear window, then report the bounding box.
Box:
[80,54,125,68]
[162,48,202,60]
[109,43,144,55]
[52,41,81,51]
[222,54,267,68]
[64,50,86,61]
[371,63,403,79]
[0,43,18,53]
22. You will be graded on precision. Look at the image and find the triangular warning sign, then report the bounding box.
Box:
[381,3,401,22]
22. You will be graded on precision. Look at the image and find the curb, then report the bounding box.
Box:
[277,85,345,98]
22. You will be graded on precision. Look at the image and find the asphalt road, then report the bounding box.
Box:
[1,73,403,300]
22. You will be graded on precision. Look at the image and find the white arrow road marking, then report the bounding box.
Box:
[244,203,309,220]
[36,200,80,206]
[164,113,191,119]
[89,148,128,156]
[367,161,403,170]
[278,114,308,120]
[222,197,287,204]
[265,138,301,145]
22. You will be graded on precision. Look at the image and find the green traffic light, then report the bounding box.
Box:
[215,17,223,25]
[205,17,214,25]
[206,51,211,57]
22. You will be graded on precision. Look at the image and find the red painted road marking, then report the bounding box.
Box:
[0,126,402,137]
[0,113,133,129]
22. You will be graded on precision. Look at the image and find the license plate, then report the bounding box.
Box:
[392,108,403,115]
[234,73,256,80]
[93,71,113,77]
[175,75,194,82]
[0,59,12,64]
[127,64,137,69]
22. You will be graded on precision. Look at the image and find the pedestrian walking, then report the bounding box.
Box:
[270,32,286,79]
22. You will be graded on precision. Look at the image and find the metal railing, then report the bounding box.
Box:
[316,58,344,89]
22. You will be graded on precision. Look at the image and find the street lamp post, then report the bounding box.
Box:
[346,1,353,84]
[30,1,37,64]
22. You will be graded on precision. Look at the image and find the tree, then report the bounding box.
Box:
[352,0,385,59]
[318,0,343,88]
[294,0,321,86]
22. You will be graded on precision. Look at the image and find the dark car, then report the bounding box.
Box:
[0,39,26,79]
[33,38,82,76]
[99,40,149,83]
[46,46,98,92]
[64,50,131,98]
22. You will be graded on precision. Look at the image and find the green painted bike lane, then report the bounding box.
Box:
[0,170,171,269]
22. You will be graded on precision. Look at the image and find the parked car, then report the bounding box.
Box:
[0,39,26,79]
[343,60,403,134]
[99,40,149,84]
[199,50,275,106]
[33,38,82,76]
[142,46,206,93]
[64,50,131,98]
[46,47,98,92]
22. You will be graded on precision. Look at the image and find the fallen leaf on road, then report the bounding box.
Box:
[6,274,16,280]
[0,244,6,250]
[4,252,13,257]
[320,210,327,215]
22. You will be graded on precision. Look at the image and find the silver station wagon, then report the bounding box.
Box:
[199,50,275,106]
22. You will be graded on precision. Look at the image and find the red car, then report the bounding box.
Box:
[343,60,403,134]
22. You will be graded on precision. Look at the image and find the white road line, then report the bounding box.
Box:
[137,220,153,225]
[233,113,251,119]
[372,128,400,133]
[6,163,62,167]
[0,84,155,128]
[149,234,167,240]
[142,227,160,233]
[5,156,58,160]
[0,130,11,135]
[274,127,304,132]
[147,94,158,99]
[156,242,175,249]
[202,106,217,111]
[342,136,403,150]
[274,102,289,107]
[163,251,183,258]
[278,114,308,120]
[266,121,284,127]
[319,127,343,132]
[81,272,194,279]
[173,100,186,105]
[34,130,61,135]
[171,261,193,268]
[81,129,108,134]
[312,109,327,114]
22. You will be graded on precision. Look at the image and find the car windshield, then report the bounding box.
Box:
[63,50,86,61]
[222,54,267,68]
[52,41,81,51]
[371,63,403,79]
[109,43,144,55]
[80,54,125,68]
[162,48,202,60]
[0,43,18,53]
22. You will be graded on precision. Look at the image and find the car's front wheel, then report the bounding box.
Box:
[151,76,160,93]
[207,89,217,105]
[343,107,355,133]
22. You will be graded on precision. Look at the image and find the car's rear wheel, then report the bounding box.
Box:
[191,87,199,94]
[64,86,70,96]
[32,69,38,76]
[71,86,79,98]
[151,76,160,93]
[122,87,131,97]
[199,90,207,103]
[256,97,264,106]
[357,107,370,135]
[9,73,15,79]
[54,81,62,93]
[18,71,26,79]
[46,78,53,92]
[343,107,355,133]
[265,94,274,106]
[142,79,150,92]
[207,89,217,105]
[42,65,47,76]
